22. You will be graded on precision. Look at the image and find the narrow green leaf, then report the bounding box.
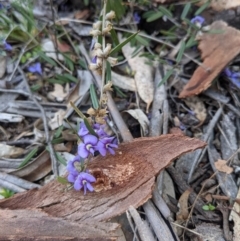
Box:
[110,31,139,55]
[55,152,67,166]
[57,176,69,185]
[90,84,99,109]
[135,35,150,47]
[186,36,197,48]
[181,2,191,20]
[158,6,172,18]
[158,69,174,87]
[113,85,127,98]
[194,0,210,15]
[47,78,65,85]
[18,147,38,168]
[63,73,79,83]
[142,10,156,19]
[83,118,98,137]
[176,41,186,63]
[54,125,64,138]
[106,61,111,82]
[146,11,163,22]
[38,51,57,66]
[51,138,64,144]
[110,28,119,46]
[70,101,85,119]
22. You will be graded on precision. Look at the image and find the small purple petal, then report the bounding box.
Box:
[28,62,42,75]
[78,143,89,158]
[68,172,78,183]
[108,147,115,155]
[81,172,96,182]
[78,122,89,137]
[224,68,232,77]
[3,41,12,51]
[191,16,205,25]
[97,141,107,156]
[92,56,97,64]
[83,134,98,145]
[74,180,83,191]
[133,12,141,24]
[86,182,94,192]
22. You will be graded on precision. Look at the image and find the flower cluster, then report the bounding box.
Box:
[67,121,118,194]
[67,155,96,195]
[78,121,118,158]
[223,67,240,88]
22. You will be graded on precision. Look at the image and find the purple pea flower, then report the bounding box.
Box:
[93,123,108,138]
[133,12,141,24]
[3,41,12,51]
[78,122,89,138]
[223,67,240,88]
[97,136,118,156]
[67,155,81,183]
[74,172,96,194]
[92,56,97,64]
[78,134,98,158]
[28,62,42,75]
[191,16,205,27]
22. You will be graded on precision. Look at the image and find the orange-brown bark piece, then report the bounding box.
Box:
[179,21,240,98]
[0,209,119,241]
[0,135,206,222]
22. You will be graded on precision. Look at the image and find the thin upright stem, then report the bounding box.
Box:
[100,0,107,103]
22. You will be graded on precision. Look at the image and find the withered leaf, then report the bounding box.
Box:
[0,135,205,222]
[179,21,240,98]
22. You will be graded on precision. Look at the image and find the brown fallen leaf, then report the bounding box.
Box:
[0,209,120,241]
[0,135,205,222]
[176,188,192,221]
[179,21,240,98]
[215,159,233,174]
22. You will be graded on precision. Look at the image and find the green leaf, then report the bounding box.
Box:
[79,59,87,69]
[181,2,191,20]
[57,176,69,185]
[70,101,85,119]
[47,78,65,85]
[38,51,57,66]
[176,41,186,63]
[110,31,139,55]
[158,69,174,87]
[83,118,98,137]
[202,205,210,211]
[158,6,172,18]
[18,147,38,168]
[194,0,210,16]
[146,11,163,22]
[208,204,216,211]
[113,85,127,98]
[0,188,15,198]
[55,152,67,166]
[110,28,120,46]
[186,36,197,49]
[63,73,78,83]
[54,125,64,138]
[90,84,99,109]
[135,35,150,47]
[106,61,112,82]
[51,138,64,144]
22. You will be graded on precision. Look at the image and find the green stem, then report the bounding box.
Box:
[100,0,107,104]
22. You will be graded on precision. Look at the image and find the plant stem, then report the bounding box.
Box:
[100,0,107,104]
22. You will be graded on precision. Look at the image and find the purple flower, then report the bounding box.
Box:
[3,41,12,51]
[94,124,108,138]
[67,155,81,183]
[191,16,205,26]
[223,68,240,88]
[28,62,42,75]
[133,12,141,24]
[78,122,89,138]
[92,56,97,64]
[78,134,98,158]
[73,172,96,194]
[97,136,118,156]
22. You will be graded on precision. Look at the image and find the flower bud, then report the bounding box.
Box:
[106,10,116,20]
[89,29,101,37]
[94,42,102,50]
[107,57,117,66]
[93,21,102,30]
[103,43,112,56]
[95,48,104,58]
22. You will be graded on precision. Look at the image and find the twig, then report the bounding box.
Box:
[17,67,59,177]
[0,88,41,100]
[0,179,26,193]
